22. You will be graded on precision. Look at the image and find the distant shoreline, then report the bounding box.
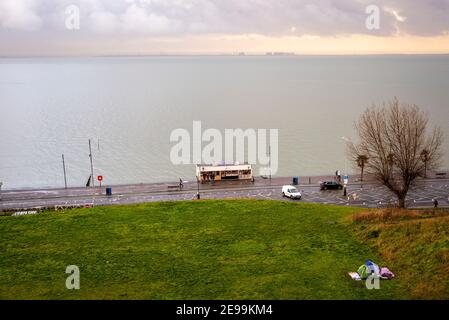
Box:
[1,53,449,59]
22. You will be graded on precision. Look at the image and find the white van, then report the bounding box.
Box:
[282,185,302,199]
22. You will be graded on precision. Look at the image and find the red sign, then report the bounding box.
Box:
[97,175,103,182]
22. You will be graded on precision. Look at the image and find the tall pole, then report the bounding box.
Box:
[197,176,200,199]
[89,139,95,187]
[360,163,364,190]
[345,157,347,177]
[341,136,350,177]
[62,154,68,189]
[269,145,271,181]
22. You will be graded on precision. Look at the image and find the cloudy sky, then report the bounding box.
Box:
[1,0,449,56]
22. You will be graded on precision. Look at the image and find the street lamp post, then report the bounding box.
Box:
[341,137,351,198]
[356,155,368,188]
[341,136,350,176]
[268,145,272,182]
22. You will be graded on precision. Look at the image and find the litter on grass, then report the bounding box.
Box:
[349,260,395,281]
[348,272,362,281]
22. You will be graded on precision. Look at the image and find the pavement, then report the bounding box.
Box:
[1,174,448,212]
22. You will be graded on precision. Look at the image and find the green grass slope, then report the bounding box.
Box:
[353,208,449,299]
[0,200,398,300]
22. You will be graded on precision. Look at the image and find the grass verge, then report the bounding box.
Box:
[1,200,400,299]
[352,208,449,299]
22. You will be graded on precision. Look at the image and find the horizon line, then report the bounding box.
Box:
[1,52,449,59]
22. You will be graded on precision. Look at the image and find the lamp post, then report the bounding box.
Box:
[356,155,368,187]
[341,136,356,198]
[62,154,68,189]
[341,136,351,177]
[268,145,272,181]
[88,139,95,187]
[196,176,200,200]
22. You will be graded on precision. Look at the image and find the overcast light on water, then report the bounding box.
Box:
[1,55,448,190]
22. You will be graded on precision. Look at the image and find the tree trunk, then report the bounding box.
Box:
[398,194,407,208]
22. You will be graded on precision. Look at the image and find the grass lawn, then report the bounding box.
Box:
[0,200,401,299]
[353,208,449,299]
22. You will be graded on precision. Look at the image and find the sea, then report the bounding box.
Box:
[1,55,448,189]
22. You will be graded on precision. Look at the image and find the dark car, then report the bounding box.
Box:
[320,181,343,190]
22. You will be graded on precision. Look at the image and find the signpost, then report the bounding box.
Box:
[62,154,67,189]
[97,175,103,188]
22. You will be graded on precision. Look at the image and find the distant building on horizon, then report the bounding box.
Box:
[265,52,296,56]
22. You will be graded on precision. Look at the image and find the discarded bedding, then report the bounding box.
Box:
[348,260,395,280]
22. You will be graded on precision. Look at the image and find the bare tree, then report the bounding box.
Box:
[420,149,429,178]
[348,98,444,208]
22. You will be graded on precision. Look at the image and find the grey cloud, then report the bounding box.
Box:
[0,0,448,37]
[0,0,43,31]
[378,0,449,36]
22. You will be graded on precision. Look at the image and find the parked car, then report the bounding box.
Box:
[282,185,302,199]
[320,181,343,190]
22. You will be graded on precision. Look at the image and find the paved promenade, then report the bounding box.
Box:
[1,174,448,212]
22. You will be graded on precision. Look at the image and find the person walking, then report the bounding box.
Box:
[433,198,439,208]
[179,178,183,190]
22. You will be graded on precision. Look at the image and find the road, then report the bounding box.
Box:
[1,176,448,212]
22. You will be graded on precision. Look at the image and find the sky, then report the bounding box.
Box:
[1,0,449,56]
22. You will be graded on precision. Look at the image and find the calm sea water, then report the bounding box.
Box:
[1,55,448,190]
